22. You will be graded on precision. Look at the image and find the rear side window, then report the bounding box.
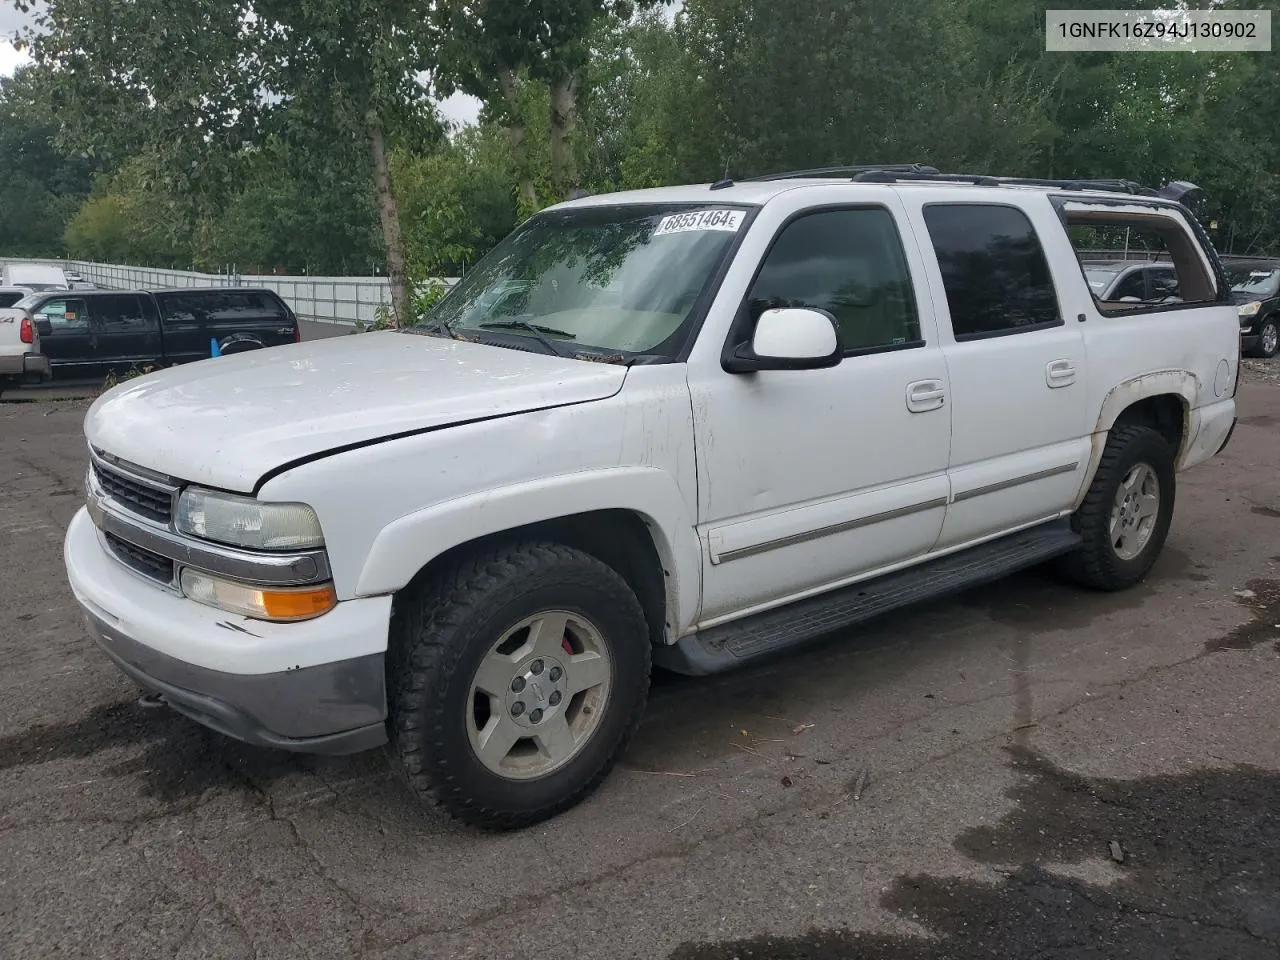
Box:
[0,293,22,308]
[158,290,289,323]
[95,294,150,328]
[923,203,1062,340]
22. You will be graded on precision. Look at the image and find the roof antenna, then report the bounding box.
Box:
[711,159,735,191]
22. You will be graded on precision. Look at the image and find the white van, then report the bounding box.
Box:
[1,264,69,292]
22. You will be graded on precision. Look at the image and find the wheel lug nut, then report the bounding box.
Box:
[511,701,525,717]
[530,660,544,675]
[549,691,562,707]
[549,667,562,682]
[529,708,543,723]
[511,676,526,693]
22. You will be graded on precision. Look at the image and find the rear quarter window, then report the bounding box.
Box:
[157,291,290,323]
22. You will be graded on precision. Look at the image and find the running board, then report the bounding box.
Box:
[654,520,1082,676]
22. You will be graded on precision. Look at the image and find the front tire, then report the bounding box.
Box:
[1247,316,1279,359]
[1058,424,1176,592]
[388,541,651,830]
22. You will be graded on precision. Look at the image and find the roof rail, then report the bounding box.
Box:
[744,163,939,182]
[852,170,1002,186]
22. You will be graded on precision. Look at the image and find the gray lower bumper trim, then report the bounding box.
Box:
[85,612,388,756]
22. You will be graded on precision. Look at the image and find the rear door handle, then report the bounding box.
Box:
[906,379,946,413]
[1046,359,1077,388]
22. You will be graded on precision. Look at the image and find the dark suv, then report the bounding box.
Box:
[13,287,300,379]
[1225,259,1280,358]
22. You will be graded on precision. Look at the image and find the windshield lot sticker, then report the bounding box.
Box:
[652,209,745,237]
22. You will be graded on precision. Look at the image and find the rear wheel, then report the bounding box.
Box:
[1057,424,1176,591]
[388,541,651,830]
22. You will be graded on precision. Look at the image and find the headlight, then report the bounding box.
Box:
[180,569,336,621]
[176,487,324,551]
[1238,301,1262,317]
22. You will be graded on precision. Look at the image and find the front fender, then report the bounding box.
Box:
[354,467,703,635]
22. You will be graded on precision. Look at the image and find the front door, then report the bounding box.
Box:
[688,203,953,625]
[32,297,94,378]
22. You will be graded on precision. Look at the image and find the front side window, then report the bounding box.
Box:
[923,203,1061,339]
[1111,270,1147,300]
[745,207,922,352]
[412,204,749,360]
[35,298,89,333]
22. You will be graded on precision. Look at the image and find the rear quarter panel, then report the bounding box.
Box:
[1037,198,1239,473]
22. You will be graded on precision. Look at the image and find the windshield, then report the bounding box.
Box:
[410,203,751,360]
[1226,265,1280,298]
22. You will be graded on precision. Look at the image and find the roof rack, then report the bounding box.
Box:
[744,163,940,182]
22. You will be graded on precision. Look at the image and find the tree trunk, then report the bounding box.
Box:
[369,117,409,326]
[549,72,580,200]
[498,67,538,212]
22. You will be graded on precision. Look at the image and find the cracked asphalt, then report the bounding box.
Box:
[2,374,1279,959]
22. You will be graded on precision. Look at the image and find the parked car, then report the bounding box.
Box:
[1081,260,1181,303]
[8,287,299,379]
[0,286,32,309]
[0,307,51,387]
[1224,258,1280,358]
[64,171,1240,829]
[1,263,69,292]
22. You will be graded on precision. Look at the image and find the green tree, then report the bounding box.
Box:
[24,0,442,321]
[0,66,97,256]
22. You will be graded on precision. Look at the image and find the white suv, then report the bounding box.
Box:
[64,170,1240,829]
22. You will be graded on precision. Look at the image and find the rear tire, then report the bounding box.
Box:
[388,541,651,830]
[1057,424,1176,592]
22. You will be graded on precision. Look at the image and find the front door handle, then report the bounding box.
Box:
[1046,359,1077,388]
[906,379,946,413]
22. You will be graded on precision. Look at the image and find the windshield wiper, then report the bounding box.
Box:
[477,318,577,357]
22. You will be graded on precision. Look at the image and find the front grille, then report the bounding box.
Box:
[93,462,173,524]
[104,532,176,585]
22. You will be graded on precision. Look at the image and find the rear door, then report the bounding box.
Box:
[31,296,95,377]
[904,196,1092,549]
[92,293,162,372]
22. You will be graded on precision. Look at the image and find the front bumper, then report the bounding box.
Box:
[65,507,391,754]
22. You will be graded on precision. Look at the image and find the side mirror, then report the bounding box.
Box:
[725,307,842,373]
[35,319,52,337]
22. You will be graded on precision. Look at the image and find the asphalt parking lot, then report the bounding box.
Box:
[2,372,1279,960]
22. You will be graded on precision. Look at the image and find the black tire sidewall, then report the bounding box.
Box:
[403,550,650,822]
[1087,428,1176,587]
[1259,318,1279,359]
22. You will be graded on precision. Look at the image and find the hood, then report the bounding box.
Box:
[1231,290,1265,305]
[85,331,627,492]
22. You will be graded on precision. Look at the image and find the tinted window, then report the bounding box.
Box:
[1111,270,1146,300]
[747,208,921,352]
[158,290,288,324]
[95,294,149,328]
[923,204,1061,339]
[1146,268,1180,300]
[35,298,89,333]
[0,292,22,308]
